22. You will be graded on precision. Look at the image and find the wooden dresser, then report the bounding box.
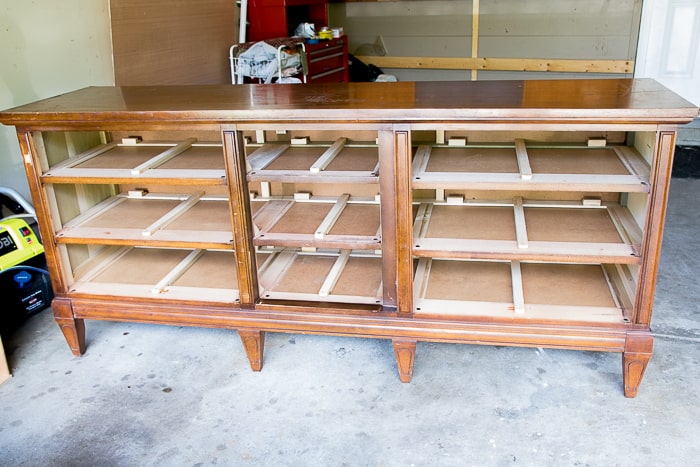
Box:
[1,79,696,397]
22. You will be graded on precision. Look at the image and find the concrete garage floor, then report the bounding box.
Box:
[2,178,700,466]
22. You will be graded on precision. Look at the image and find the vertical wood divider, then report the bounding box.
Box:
[222,127,259,307]
[379,126,413,314]
[16,129,69,294]
[634,130,677,325]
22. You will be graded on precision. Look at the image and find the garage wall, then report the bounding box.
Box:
[330,0,642,81]
[0,0,114,201]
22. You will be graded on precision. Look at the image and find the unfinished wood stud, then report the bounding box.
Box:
[142,191,204,237]
[318,250,351,297]
[448,137,467,146]
[513,197,529,249]
[310,137,347,173]
[150,249,205,294]
[514,139,533,180]
[510,260,525,313]
[446,194,464,205]
[314,194,350,239]
[121,136,142,145]
[582,196,602,206]
[255,130,265,143]
[131,138,197,175]
[127,189,148,198]
[435,130,445,144]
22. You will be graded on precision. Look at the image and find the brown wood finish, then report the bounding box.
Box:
[52,297,86,357]
[239,330,265,371]
[110,0,237,85]
[1,80,695,126]
[223,129,259,307]
[1,79,696,397]
[623,331,654,398]
[392,128,414,315]
[634,131,677,325]
[392,339,417,383]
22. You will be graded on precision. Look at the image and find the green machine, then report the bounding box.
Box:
[0,190,53,333]
[0,217,45,270]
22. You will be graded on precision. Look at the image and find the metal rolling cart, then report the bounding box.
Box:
[229,37,307,84]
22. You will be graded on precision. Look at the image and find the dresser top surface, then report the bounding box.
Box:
[1,79,697,126]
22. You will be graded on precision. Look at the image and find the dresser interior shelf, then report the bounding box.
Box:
[42,138,226,184]
[69,246,240,303]
[251,194,381,249]
[56,192,233,248]
[412,198,642,262]
[413,258,634,324]
[412,141,650,192]
[246,138,379,183]
[257,248,383,305]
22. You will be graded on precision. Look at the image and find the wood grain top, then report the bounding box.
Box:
[1,79,697,126]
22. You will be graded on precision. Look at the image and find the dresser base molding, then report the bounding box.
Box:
[59,295,650,396]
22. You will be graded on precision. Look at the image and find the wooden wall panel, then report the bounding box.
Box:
[111,0,237,85]
[331,0,642,81]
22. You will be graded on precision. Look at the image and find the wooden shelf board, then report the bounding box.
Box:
[247,170,378,184]
[414,298,624,324]
[413,239,639,263]
[247,143,379,183]
[252,196,382,249]
[42,169,227,185]
[423,146,519,173]
[49,142,223,170]
[413,172,648,192]
[413,143,650,192]
[70,282,239,303]
[414,258,629,324]
[57,194,234,248]
[249,143,379,171]
[412,201,641,262]
[70,248,239,303]
[258,249,383,305]
[43,140,226,184]
[527,148,630,175]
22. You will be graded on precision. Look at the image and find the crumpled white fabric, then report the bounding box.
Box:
[237,41,302,83]
[236,41,278,81]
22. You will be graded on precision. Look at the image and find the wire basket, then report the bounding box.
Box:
[230,39,305,84]
[232,56,278,80]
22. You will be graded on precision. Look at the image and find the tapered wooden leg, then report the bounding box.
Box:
[622,331,654,398]
[392,339,417,383]
[239,330,265,371]
[52,297,85,356]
